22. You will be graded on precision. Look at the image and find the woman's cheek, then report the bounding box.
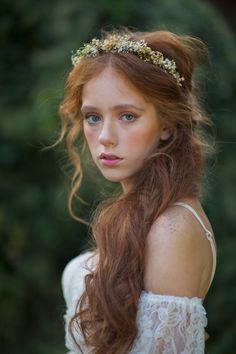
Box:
[84,128,97,148]
[125,131,148,148]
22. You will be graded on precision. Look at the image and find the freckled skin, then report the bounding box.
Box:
[81,68,171,193]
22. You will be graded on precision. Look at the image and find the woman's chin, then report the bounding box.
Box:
[99,170,126,183]
[102,174,123,182]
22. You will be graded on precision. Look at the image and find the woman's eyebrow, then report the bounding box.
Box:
[81,104,145,112]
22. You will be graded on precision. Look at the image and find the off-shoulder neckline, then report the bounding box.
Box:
[141,290,203,303]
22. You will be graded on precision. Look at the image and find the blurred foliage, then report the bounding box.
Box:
[0,0,236,353]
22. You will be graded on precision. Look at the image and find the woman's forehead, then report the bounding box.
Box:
[81,67,150,107]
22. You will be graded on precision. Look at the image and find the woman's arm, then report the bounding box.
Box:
[129,205,213,353]
[144,205,213,299]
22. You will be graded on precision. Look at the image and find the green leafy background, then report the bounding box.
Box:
[1,0,236,353]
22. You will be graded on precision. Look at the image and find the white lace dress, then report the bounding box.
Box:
[62,203,216,354]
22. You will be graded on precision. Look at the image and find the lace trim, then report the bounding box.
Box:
[141,290,203,303]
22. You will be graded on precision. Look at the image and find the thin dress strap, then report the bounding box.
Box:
[173,202,217,292]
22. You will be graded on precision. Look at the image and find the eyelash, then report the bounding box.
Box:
[83,113,138,125]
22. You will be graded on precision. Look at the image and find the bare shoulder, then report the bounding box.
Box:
[143,198,214,298]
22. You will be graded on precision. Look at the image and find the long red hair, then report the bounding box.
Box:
[58,29,215,353]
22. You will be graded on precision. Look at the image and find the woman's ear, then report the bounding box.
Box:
[160,125,174,141]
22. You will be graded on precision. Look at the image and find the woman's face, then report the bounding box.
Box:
[81,67,171,193]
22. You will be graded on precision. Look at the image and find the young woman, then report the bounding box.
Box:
[58,29,216,353]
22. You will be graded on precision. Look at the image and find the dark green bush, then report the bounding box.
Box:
[1,0,235,352]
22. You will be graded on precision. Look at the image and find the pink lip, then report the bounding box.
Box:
[99,153,122,159]
[99,152,124,166]
[100,158,123,166]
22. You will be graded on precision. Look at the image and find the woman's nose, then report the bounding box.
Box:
[98,121,117,146]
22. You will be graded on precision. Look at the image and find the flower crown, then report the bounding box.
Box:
[71,34,185,87]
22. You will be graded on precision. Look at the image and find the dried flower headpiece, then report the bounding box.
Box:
[71,34,185,86]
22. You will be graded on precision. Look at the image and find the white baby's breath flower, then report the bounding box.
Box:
[71,34,185,86]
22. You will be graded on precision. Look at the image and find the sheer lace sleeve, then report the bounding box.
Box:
[129,291,207,354]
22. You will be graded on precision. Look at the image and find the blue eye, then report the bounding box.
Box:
[84,114,100,125]
[121,113,137,122]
